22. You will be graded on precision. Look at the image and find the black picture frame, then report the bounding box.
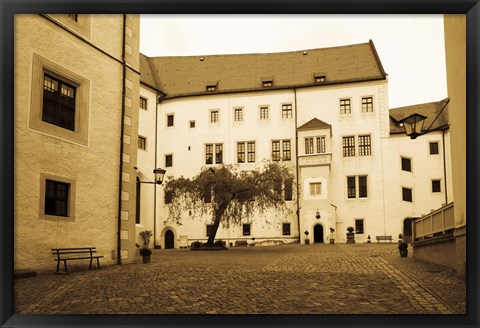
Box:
[1,1,479,328]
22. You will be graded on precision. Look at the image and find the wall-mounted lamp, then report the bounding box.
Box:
[138,168,166,185]
[315,209,321,220]
[399,98,449,139]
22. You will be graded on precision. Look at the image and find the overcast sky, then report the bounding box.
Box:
[139,15,447,109]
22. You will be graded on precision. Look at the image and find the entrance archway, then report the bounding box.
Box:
[313,224,324,243]
[165,230,174,249]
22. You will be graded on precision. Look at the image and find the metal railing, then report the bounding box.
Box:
[413,202,455,242]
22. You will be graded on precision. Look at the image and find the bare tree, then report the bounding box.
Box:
[164,162,295,246]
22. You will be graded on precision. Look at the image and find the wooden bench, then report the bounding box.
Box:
[234,240,248,247]
[52,247,103,273]
[375,236,393,243]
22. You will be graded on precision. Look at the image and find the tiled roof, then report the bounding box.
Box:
[298,118,332,132]
[140,40,387,99]
[389,98,450,134]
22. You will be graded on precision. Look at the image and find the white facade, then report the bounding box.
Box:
[136,47,452,249]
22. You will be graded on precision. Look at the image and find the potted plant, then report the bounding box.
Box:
[304,230,310,245]
[329,227,335,244]
[367,235,371,243]
[398,241,408,257]
[346,226,355,244]
[138,230,153,264]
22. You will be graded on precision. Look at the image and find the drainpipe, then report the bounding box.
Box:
[442,129,448,205]
[293,88,301,242]
[153,94,159,247]
[116,14,127,265]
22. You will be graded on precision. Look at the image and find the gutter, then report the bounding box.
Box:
[442,129,448,205]
[153,94,159,248]
[116,14,127,265]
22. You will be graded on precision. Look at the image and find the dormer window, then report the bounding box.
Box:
[314,72,327,83]
[206,81,218,92]
[261,77,274,88]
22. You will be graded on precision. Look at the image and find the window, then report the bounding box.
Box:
[305,138,314,154]
[215,144,223,164]
[206,224,214,236]
[190,121,196,128]
[210,110,219,123]
[282,104,293,118]
[282,223,291,235]
[315,75,326,83]
[165,155,173,167]
[284,180,293,201]
[347,176,356,199]
[234,108,243,122]
[260,106,269,119]
[283,140,291,161]
[242,223,251,236]
[235,141,255,163]
[358,176,368,198]
[45,180,70,217]
[343,136,355,157]
[430,142,439,155]
[317,136,326,154]
[272,141,281,162]
[237,143,245,163]
[206,85,216,92]
[167,114,174,127]
[401,157,411,172]
[432,180,441,193]
[262,80,273,87]
[138,136,146,150]
[30,54,90,145]
[362,97,373,112]
[247,142,255,163]
[355,219,364,234]
[340,98,351,114]
[140,97,147,110]
[402,187,413,202]
[358,135,371,156]
[164,190,173,204]
[42,74,76,131]
[310,182,322,196]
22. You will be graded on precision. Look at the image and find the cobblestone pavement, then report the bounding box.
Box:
[14,243,466,314]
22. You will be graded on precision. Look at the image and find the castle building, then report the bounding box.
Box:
[137,41,452,248]
[14,14,141,271]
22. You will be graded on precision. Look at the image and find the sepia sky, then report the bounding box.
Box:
[139,15,448,109]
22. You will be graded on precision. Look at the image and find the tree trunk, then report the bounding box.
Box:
[206,202,228,246]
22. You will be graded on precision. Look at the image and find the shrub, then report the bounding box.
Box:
[398,242,408,250]
[213,240,226,247]
[347,226,355,233]
[191,241,203,249]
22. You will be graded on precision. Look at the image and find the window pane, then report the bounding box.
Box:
[358,135,371,156]
[165,155,173,167]
[282,104,292,118]
[359,176,367,198]
[247,142,255,163]
[284,179,293,201]
[402,188,413,202]
[140,97,147,110]
[215,144,223,164]
[401,157,411,172]
[362,97,373,112]
[347,176,356,198]
[340,98,351,114]
[282,140,291,161]
[282,223,291,235]
[43,74,76,131]
[243,224,251,236]
[343,136,355,157]
[272,141,280,161]
[260,107,268,119]
[432,180,441,192]
[430,142,439,154]
[167,115,174,127]
[355,219,364,234]
[44,179,69,217]
[206,144,213,164]
[237,142,245,163]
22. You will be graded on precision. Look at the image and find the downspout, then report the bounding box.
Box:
[116,14,127,265]
[293,88,301,242]
[153,94,159,248]
[442,129,448,205]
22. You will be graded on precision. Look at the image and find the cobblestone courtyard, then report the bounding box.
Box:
[14,243,466,314]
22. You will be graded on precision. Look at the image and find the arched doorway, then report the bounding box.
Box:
[314,224,324,243]
[165,230,175,249]
[403,218,414,243]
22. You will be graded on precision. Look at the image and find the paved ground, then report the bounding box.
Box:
[14,243,466,314]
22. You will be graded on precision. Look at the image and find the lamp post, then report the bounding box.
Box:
[137,168,166,249]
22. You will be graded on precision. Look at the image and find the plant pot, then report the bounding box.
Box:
[305,239,310,245]
[329,239,335,244]
[399,250,408,257]
[142,255,151,264]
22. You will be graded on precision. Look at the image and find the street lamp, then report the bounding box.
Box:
[137,168,166,185]
[400,113,427,139]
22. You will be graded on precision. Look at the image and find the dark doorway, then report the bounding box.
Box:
[403,218,413,243]
[314,224,324,243]
[165,230,174,249]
